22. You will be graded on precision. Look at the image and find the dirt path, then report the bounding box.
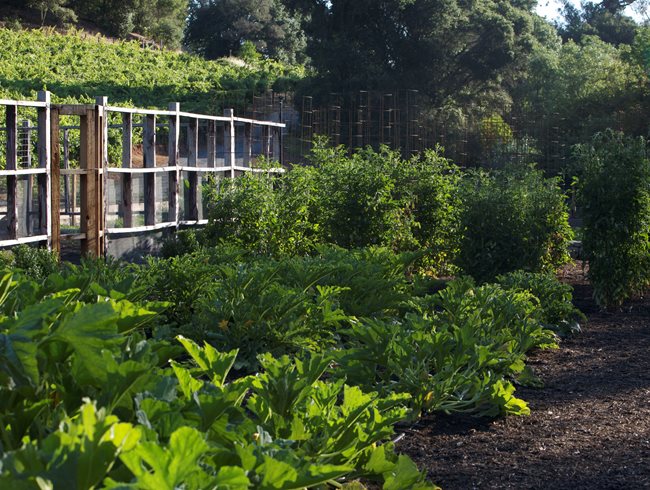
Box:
[399,271,650,489]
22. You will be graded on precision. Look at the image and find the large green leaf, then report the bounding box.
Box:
[176,336,238,387]
[0,298,67,388]
[52,302,123,386]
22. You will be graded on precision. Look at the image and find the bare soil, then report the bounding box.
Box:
[398,263,650,489]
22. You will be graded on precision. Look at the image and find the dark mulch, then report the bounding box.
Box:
[398,263,650,490]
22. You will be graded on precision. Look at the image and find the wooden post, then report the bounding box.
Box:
[207,120,216,168]
[121,112,133,228]
[187,118,199,220]
[37,91,51,246]
[224,109,235,179]
[95,96,109,254]
[263,125,272,159]
[243,123,252,167]
[5,105,17,239]
[50,108,61,256]
[80,106,102,257]
[272,127,280,162]
[144,114,156,226]
[168,103,180,225]
[63,129,70,216]
[71,175,77,228]
[22,120,33,235]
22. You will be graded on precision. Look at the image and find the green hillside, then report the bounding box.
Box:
[0,27,305,112]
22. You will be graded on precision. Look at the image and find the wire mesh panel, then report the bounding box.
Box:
[0,93,51,248]
[0,94,285,257]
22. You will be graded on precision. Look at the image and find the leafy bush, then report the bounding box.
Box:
[575,131,650,307]
[497,270,585,337]
[0,244,59,282]
[336,277,558,417]
[203,142,461,273]
[0,270,435,489]
[204,166,321,256]
[159,229,203,258]
[143,245,418,369]
[308,144,416,250]
[456,165,573,283]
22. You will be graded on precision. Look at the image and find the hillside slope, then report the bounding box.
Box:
[0,28,304,113]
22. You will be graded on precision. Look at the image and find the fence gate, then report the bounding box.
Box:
[1,92,284,259]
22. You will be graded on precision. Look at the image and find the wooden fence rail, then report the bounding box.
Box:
[1,92,285,258]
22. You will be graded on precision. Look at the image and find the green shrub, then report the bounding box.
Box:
[456,165,573,283]
[336,277,557,417]
[3,244,59,282]
[497,270,585,337]
[575,131,650,307]
[397,148,462,272]
[308,144,416,250]
[203,166,320,256]
[160,229,203,258]
[203,143,461,274]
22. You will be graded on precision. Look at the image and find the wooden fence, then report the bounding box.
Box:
[1,92,284,257]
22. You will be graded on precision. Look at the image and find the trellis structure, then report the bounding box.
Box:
[1,92,284,258]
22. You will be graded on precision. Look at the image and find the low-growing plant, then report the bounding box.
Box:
[336,277,558,417]
[575,131,650,307]
[203,165,321,256]
[456,165,573,283]
[159,229,203,258]
[497,270,585,337]
[0,244,59,282]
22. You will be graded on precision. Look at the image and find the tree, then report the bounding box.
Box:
[184,0,308,63]
[513,32,647,157]
[28,0,77,25]
[556,1,637,46]
[71,0,188,46]
[299,0,542,109]
[132,0,188,48]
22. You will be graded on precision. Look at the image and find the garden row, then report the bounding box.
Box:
[197,132,650,307]
[0,128,646,488]
[0,242,583,488]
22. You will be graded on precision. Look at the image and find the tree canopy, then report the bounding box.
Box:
[184,0,308,63]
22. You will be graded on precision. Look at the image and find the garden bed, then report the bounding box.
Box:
[398,262,650,489]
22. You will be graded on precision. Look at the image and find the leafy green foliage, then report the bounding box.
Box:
[575,131,650,306]
[185,0,308,64]
[336,277,558,417]
[0,28,304,110]
[204,165,321,257]
[0,268,439,488]
[513,32,647,159]
[497,271,586,337]
[456,165,573,283]
[0,237,584,489]
[0,245,59,282]
[204,143,461,272]
[301,0,542,108]
[141,245,416,368]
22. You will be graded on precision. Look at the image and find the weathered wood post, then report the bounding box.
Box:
[207,120,216,168]
[224,108,235,179]
[121,111,133,228]
[186,117,199,221]
[37,91,51,248]
[243,123,252,167]
[95,96,109,255]
[79,102,104,257]
[50,105,61,255]
[168,103,180,226]
[5,104,18,239]
[22,119,33,235]
[143,113,156,226]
